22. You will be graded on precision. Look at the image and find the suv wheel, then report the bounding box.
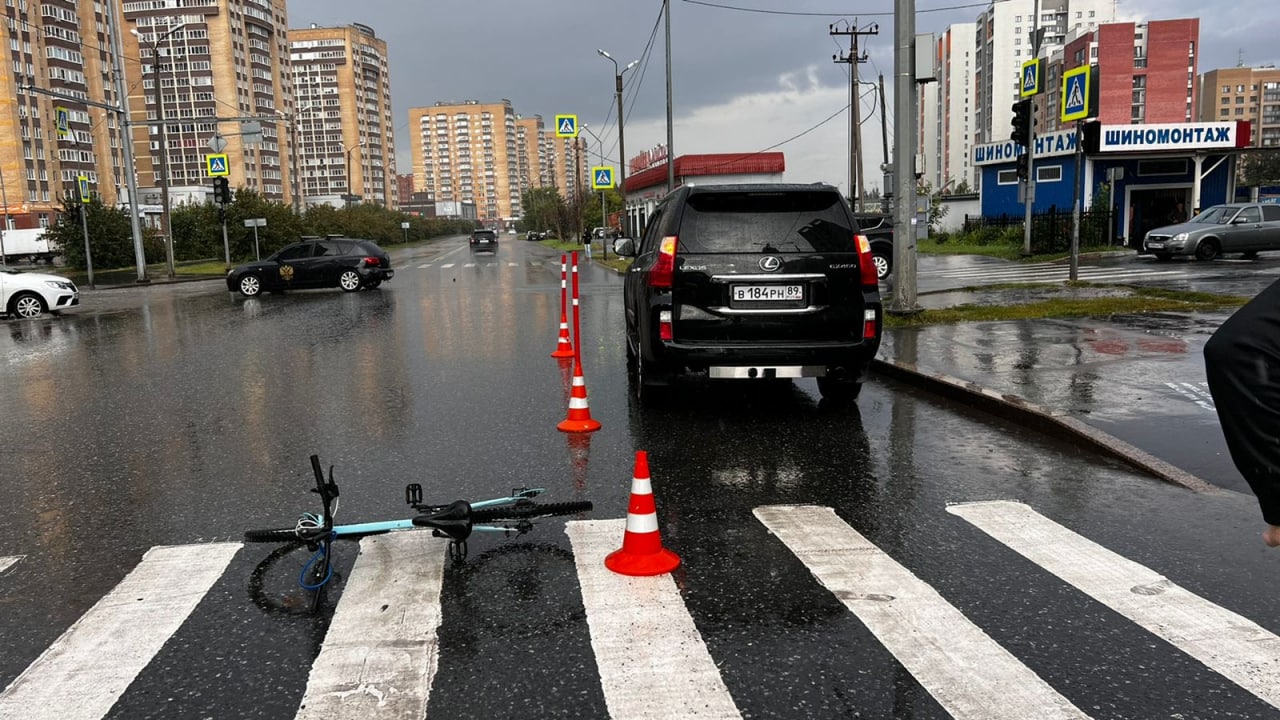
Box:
[872,249,892,280]
[817,375,863,403]
[238,274,263,297]
[339,270,363,292]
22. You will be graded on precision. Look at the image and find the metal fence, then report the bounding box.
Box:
[962,207,1116,253]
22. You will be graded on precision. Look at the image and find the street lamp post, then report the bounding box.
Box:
[581,124,608,250]
[133,22,185,279]
[598,50,638,237]
[344,140,364,208]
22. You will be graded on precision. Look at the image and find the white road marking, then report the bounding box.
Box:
[416,263,432,269]
[508,262,518,266]
[464,263,477,268]
[754,505,1088,720]
[440,263,455,269]
[949,500,1280,710]
[295,531,447,720]
[923,265,1185,282]
[0,556,22,575]
[566,519,742,720]
[0,543,241,720]
[1165,382,1216,411]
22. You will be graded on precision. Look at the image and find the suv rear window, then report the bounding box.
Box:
[678,190,857,253]
[473,230,496,238]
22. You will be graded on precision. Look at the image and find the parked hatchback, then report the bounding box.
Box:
[226,237,392,297]
[1143,203,1280,261]
[614,183,883,403]
[1,268,78,319]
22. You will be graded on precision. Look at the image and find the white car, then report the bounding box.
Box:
[1,268,78,319]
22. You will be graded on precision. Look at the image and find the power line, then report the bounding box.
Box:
[698,102,849,172]
[682,0,988,17]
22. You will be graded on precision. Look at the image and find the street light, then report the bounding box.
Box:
[132,22,185,279]
[597,49,639,237]
[344,140,365,208]
[580,124,608,248]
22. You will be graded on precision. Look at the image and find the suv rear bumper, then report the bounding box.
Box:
[648,339,879,377]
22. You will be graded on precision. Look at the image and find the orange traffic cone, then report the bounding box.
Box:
[557,359,601,433]
[550,311,575,358]
[605,451,681,576]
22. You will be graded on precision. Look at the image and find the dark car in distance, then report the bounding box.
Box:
[470,229,498,251]
[226,236,393,297]
[613,183,883,403]
[854,212,895,280]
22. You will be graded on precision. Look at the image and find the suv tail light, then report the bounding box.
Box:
[855,234,877,287]
[364,256,382,268]
[649,236,678,288]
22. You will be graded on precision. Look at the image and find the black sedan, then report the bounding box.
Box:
[226,237,393,297]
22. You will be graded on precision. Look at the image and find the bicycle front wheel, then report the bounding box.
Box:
[470,500,593,523]
[244,527,303,543]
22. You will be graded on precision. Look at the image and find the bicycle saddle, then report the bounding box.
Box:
[412,500,473,541]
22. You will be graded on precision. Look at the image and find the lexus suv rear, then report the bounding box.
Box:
[614,183,882,403]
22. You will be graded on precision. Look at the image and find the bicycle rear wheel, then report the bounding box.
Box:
[470,500,593,523]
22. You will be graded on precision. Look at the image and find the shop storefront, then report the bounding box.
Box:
[973,129,1081,218]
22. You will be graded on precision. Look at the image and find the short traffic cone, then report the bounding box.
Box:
[550,312,575,358]
[605,451,681,576]
[557,359,601,433]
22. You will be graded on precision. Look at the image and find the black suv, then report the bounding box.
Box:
[470,229,498,251]
[226,236,393,297]
[614,184,883,402]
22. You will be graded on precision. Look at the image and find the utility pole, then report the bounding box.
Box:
[1022,0,1042,256]
[831,20,878,212]
[104,0,149,283]
[878,74,890,212]
[664,0,675,194]
[889,0,920,315]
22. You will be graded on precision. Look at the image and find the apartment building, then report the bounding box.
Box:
[924,23,978,190]
[0,0,130,229]
[972,0,1114,148]
[121,0,292,205]
[549,134,587,204]
[290,23,396,209]
[409,100,526,221]
[515,115,549,193]
[1199,67,1280,148]
[1038,19,1199,134]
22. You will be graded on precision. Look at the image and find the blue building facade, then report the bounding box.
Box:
[973,121,1251,246]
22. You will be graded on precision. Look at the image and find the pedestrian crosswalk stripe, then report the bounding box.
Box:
[464,263,476,268]
[440,263,455,269]
[417,263,432,269]
[294,532,446,719]
[0,543,241,720]
[949,501,1280,711]
[567,519,743,720]
[923,266,1186,281]
[754,505,1088,719]
[0,556,21,575]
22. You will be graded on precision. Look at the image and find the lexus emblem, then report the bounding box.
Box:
[759,256,781,272]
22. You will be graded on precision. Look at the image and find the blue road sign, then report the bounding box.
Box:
[206,154,229,177]
[555,114,578,138]
[591,166,615,190]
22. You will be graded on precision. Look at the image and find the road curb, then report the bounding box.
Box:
[871,357,1218,493]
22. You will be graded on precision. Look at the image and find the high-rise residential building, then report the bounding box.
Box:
[925,23,978,190]
[1039,19,1200,134]
[290,23,396,209]
[973,0,1114,148]
[549,134,587,204]
[0,0,130,229]
[515,115,549,193]
[408,99,522,221]
[395,173,414,207]
[1199,67,1280,148]
[121,0,293,206]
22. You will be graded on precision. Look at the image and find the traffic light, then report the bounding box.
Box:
[212,176,232,204]
[1016,154,1030,181]
[1010,99,1033,148]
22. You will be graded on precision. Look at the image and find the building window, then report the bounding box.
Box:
[997,169,1019,185]
[1222,96,1230,104]
[1223,85,1231,93]
[1237,107,1245,115]
[1239,85,1246,92]
[1221,108,1230,117]
[1134,76,1146,88]
[1237,97,1245,104]
[1036,165,1062,182]
[1189,41,1195,56]
[1089,10,1095,16]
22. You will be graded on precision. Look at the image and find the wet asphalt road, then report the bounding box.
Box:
[3,241,1280,718]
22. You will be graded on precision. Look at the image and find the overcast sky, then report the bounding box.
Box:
[291,0,1279,195]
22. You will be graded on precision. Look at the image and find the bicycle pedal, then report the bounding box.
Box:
[405,483,422,506]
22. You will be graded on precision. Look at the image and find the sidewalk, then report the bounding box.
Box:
[874,286,1243,495]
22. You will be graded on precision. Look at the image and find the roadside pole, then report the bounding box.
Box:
[1022,0,1041,256]
[220,207,230,266]
[1069,120,1083,281]
[80,203,94,290]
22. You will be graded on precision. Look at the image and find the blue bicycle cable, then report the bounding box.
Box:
[298,531,335,590]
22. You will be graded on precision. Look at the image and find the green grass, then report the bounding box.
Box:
[916,239,1119,262]
[885,284,1249,327]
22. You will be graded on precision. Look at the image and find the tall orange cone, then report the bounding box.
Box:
[557,359,601,433]
[605,451,681,576]
[551,254,575,358]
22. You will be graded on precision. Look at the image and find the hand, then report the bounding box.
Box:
[1263,525,1280,547]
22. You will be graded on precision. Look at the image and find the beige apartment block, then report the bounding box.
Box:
[120,0,292,207]
[548,134,587,204]
[516,115,550,191]
[409,99,523,221]
[1199,67,1280,148]
[0,0,131,230]
[290,23,396,209]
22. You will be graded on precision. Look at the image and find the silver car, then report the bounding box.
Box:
[1143,203,1280,261]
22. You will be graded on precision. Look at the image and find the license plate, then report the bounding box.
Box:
[732,284,803,302]
[1147,241,1165,249]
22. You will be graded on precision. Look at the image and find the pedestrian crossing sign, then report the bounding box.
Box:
[56,106,70,138]
[591,166,615,190]
[77,175,90,203]
[1060,65,1096,123]
[555,114,579,138]
[1020,58,1044,98]
[206,153,229,177]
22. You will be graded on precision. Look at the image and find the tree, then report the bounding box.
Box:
[1240,150,1280,188]
[520,187,566,236]
[581,188,624,230]
[48,197,155,271]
